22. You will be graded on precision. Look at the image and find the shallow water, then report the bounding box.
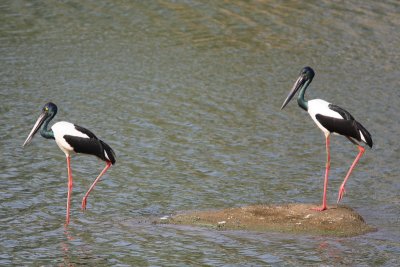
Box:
[1,1,399,265]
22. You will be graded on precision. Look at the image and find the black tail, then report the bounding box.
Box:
[355,121,373,148]
[100,140,116,165]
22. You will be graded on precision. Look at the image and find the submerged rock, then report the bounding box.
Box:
[158,204,376,237]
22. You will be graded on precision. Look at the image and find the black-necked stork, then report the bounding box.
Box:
[281,67,372,211]
[23,102,116,225]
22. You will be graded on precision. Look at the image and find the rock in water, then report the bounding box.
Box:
[158,204,376,237]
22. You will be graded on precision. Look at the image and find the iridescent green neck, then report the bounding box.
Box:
[40,116,55,140]
[297,82,309,111]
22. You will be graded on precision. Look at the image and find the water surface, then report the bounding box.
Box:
[1,1,399,265]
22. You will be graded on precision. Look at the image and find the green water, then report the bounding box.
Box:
[1,1,399,265]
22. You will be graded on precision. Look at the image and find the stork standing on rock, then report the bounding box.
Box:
[281,67,372,211]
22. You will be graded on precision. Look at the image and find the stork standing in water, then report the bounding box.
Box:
[23,102,116,225]
[281,67,372,211]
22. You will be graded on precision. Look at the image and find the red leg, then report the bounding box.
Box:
[337,145,365,203]
[81,161,112,210]
[312,134,330,211]
[66,156,72,226]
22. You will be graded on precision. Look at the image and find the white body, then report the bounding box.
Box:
[307,99,368,143]
[51,121,90,156]
[307,99,342,135]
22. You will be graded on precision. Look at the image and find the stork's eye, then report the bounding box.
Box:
[44,107,49,111]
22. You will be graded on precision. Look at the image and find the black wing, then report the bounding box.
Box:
[316,114,359,138]
[315,114,373,148]
[64,135,105,159]
[63,124,116,164]
[328,104,354,120]
[74,124,98,139]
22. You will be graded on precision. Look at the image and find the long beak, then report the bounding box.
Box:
[280,75,305,110]
[23,112,47,147]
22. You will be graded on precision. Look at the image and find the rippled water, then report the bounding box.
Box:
[1,1,399,265]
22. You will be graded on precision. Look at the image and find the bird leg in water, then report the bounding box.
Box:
[66,156,72,226]
[81,161,112,210]
[337,145,365,203]
[312,134,330,211]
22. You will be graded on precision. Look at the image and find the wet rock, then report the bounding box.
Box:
[159,204,376,237]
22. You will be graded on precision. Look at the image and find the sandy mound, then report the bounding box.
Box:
[158,204,375,237]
